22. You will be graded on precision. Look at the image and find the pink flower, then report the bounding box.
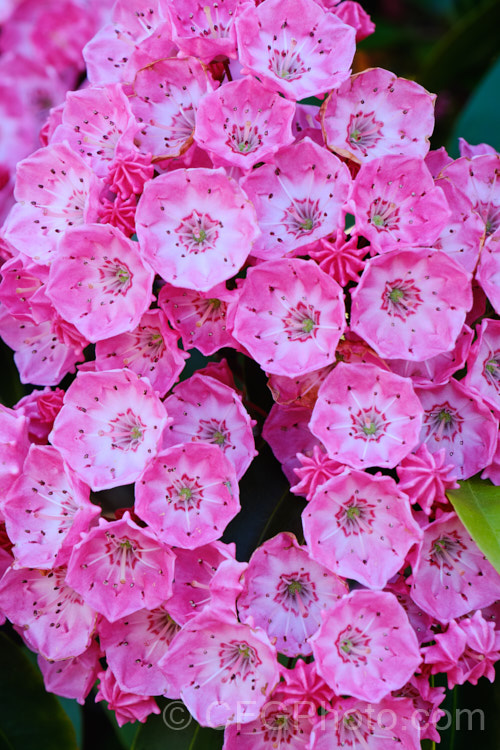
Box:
[95,668,160,727]
[3,444,100,569]
[349,155,450,253]
[233,258,346,377]
[321,67,435,164]
[46,223,154,343]
[237,532,347,656]
[409,511,500,622]
[49,369,169,491]
[162,373,256,480]
[158,609,280,727]
[303,469,422,589]
[236,0,355,100]
[309,362,423,469]
[66,512,176,622]
[38,640,102,705]
[0,565,98,661]
[136,167,260,291]
[291,445,344,500]
[310,590,422,703]
[396,444,459,515]
[194,76,295,170]
[240,138,352,260]
[167,0,241,62]
[135,442,240,549]
[351,247,472,361]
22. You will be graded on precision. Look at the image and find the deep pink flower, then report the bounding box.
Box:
[95,667,160,727]
[396,444,458,515]
[38,639,102,705]
[167,0,241,62]
[263,403,320,484]
[135,442,240,549]
[291,445,344,501]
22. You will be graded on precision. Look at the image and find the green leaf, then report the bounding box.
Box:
[0,634,78,750]
[446,478,500,572]
[131,702,222,750]
[448,55,500,154]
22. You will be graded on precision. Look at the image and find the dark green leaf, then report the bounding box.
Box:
[222,443,305,561]
[131,702,222,750]
[446,478,500,572]
[420,0,500,93]
[448,55,500,154]
[0,633,78,750]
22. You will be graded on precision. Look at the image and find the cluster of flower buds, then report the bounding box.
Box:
[0,0,499,746]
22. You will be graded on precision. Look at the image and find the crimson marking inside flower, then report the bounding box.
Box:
[108,409,147,451]
[227,121,263,155]
[334,496,376,537]
[337,710,373,745]
[261,706,301,744]
[165,474,203,512]
[274,571,318,615]
[484,352,500,390]
[336,625,371,665]
[102,533,141,584]
[174,210,220,254]
[347,110,384,156]
[351,406,388,442]
[197,417,231,448]
[98,257,133,295]
[381,277,423,320]
[282,300,320,341]
[195,297,223,329]
[369,198,400,231]
[269,39,307,81]
[476,200,500,237]
[424,402,464,441]
[429,531,467,571]
[283,197,322,237]
[218,640,261,680]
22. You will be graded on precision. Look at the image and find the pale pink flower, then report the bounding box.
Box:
[240,138,352,260]
[310,590,422,702]
[46,223,154,343]
[194,76,295,170]
[309,362,423,469]
[233,258,346,377]
[321,67,435,164]
[409,511,500,622]
[66,512,176,621]
[49,369,169,491]
[3,444,100,569]
[237,532,347,656]
[158,609,280,727]
[303,469,422,589]
[136,167,260,291]
[236,0,356,100]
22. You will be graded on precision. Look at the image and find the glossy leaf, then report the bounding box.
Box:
[132,701,222,750]
[0,634,78,750]
[449,55,500,154]
[446,478,500,573]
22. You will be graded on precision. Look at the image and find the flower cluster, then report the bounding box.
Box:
[1,0,500,747]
